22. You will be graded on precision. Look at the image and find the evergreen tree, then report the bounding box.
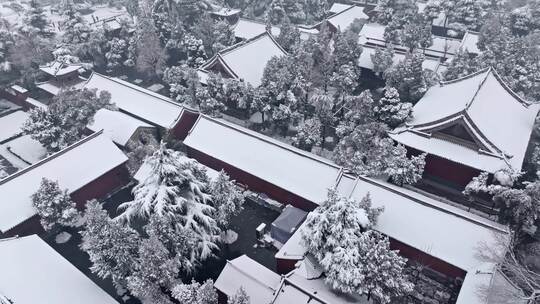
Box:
[385,145,426,186]
[374,87,412,128]
[374,0,418,25]
[384,52,430,102]
[267,0,287,25]
[172,280,218,304]
[31,178,78,231]
[24,0,52,37]
[119,144,220,261]
[301,190,384,260]
[447,0,487,32]
[60,2,92,45]
[443,50,480,80]
[323,230,414,303]
[371,46,394,77]
[276,18,301,53]
[163,66,200,105]
[23,88,113,152]
[127,236,179,304]
[192,15,235,56]
[132,18,168,78]
[209,171,245,229]
[80,200,140,288]
[292,117,322,151]
[228,288,250,304]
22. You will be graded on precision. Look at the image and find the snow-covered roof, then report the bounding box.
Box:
[215,255,281,304]
[359,23,461,59]
[0,110,28,143]
[456,263,526,304]
[0,235,118,304]
[329,3,354,14]
[390,68,540,173]
[211,7,241,17]
[25,97,48,110]
[88,109,154,146]
[200,32,287,87]
[327,5,369,31]
[460,31,481,55]
[0,132,128,233]
[278,175,509,272]
[183,116,344,205]
[358,44,441,71]
[5,135,47,164]
[233,18,281,40]
[84,73,185,128]
[40,61,84,77]
[339,176,509,272]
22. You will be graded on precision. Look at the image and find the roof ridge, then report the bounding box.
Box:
[219,31,273,56]
[489,67,534,107]
[281,277,331,304]
[0,131,104,186]
[464,67,492,111]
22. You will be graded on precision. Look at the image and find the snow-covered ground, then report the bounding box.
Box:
[5,135,47,164]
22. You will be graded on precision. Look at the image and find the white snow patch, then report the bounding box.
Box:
[55,232,72,244]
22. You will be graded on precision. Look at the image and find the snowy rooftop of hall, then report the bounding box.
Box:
[183,115,345,205]
[233,18,281,40]
[0,235,119,304]
[390,68,540,173]
[0,110,28,143]
[88,109,153,146]
[200,32,287,87]
[84,72,185,128]
[0,132,127,233]
[326,5,369,31]
[329,3,355,14]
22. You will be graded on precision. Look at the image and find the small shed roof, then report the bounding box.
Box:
[0,235,119,304]
[0,132,128,232]
[183,115,344,205]
[88,109,153,146]
[84,73,185,128]
[0,110,28,143]
[200,32,287,87]
[215,255,281,304]
[390,68,540,173]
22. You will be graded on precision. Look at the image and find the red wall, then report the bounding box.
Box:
[276,258,299,275]
[171,110,200,141]
[71,164,130,209]
[0,89,30,110]
[1,215,44,239]
[423,154,481,190]
[186,147,319,211]
[1,164,130,239]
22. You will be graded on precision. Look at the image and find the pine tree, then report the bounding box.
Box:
[118,144,220,261]
[60,2,92,45]
[301,190,384,262]
[132,18,168,78]
[276,18,301,53]
[371,46,394,77]
[127,236,179,304]
[23,88,113,152]
[385,146,426,186]
[292,117,322,151]
[80,200,140,288]
[447,0,487,32]
[228,287,250,304]
[105,38,129,69]
[163,66,200,105]
[384,52,430,103]
[172,280,218,304]
[24,0,52,37]
[374,87,412,128]
[31,178,79,231]
[210,171,245,229]
[323,230,414,303]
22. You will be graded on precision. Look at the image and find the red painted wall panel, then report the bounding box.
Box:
[423,154,481,190]
[171,110,200,141]
[70,164,130,209]
[1,215,44,238]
